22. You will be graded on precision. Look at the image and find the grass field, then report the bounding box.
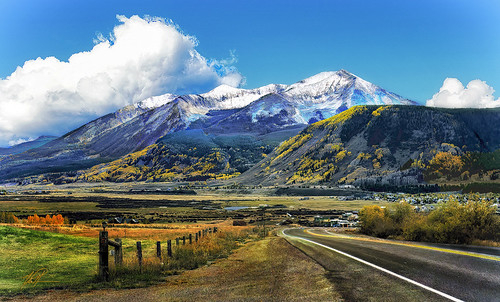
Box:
[0,222,254,297]
[0,187,390,216]
[8,236,340,302]
[0,226,96,296]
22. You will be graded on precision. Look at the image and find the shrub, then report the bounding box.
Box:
[27,214,66,225]
[359,196,500,244]
[359,205,394,237]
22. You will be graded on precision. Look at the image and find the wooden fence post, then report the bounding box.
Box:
[189,234,192,244]
[167,240,172,257]
[195,232,198,242]
[136,241,143,272]
[99,231,109,281]
[214,227,217,233]
[112,238,123,265]
[182,235,186,245]
[176,237,180,246]
[156,241,162,262]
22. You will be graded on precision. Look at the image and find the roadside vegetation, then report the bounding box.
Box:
[0,223,256,297]
[7,236,339,302]
[359,195,500,245]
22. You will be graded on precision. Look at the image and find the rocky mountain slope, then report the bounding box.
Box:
[238,105,500,187]
[0,136,57,156]
[0,70,415,181]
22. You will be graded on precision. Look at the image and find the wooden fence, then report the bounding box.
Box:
[98,226,218,281]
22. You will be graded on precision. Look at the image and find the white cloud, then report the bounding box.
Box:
[0,15,243,147]
[8,137,34,147]
[426,78,500,108]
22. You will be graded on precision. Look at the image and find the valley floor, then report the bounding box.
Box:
[6,236,340,302]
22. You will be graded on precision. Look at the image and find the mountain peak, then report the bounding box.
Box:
[336,69,356,78]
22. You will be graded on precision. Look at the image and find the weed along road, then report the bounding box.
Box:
[282,228,500,302]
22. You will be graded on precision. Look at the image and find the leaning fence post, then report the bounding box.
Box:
[115,238,123,265]
[156,241,162,262]
[167,240,172,258]
[136,241,143,271]
[99,230,109,281]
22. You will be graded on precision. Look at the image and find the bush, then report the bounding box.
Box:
[359,196,500,244]
[426,196,499,244]
[26,214,66,225]
[359,205,394,237]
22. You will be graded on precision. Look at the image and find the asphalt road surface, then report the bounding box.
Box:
[283,228,500,302]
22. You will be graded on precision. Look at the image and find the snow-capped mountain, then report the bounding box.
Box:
[128,69,415,129]
[0,70,417,181]
[131,70,414,115]
[173,69,415,131]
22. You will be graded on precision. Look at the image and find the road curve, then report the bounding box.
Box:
[282,228,500,302]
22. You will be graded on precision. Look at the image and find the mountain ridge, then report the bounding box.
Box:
[237,105,500,187]
[0,70,415,181]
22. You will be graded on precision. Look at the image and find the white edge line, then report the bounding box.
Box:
[282,229,464,302]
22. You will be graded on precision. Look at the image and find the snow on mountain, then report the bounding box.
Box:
[128,69,414,129]
[116,69,418,137]
[136,93,179,110]
[200,83,285,109]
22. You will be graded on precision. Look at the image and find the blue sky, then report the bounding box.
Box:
[0,0,499,145]
[1,0,499,102]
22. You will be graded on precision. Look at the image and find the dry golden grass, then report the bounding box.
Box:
[11,220,250,241]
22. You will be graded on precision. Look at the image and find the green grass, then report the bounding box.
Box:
[0,226,96,296]
[0,224,256,297]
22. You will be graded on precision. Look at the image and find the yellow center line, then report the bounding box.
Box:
[303,229,500,262]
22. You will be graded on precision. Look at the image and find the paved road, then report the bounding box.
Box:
[283,228,500,302]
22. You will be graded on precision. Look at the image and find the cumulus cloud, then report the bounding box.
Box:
[426,78,500,108]
[0,15,243,147]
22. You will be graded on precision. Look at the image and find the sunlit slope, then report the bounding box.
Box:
[238,105,500,186]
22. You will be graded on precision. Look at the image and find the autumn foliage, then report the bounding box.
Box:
[428,151,464,177]
[0,212,19,223]
[27,214,66,225]
[359,196,500,244]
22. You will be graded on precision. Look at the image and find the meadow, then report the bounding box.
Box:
[0,221,255,297]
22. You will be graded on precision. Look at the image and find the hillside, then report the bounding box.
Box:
[238,105,500,187]
[1,70,415,182]
[0,136,56,156]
